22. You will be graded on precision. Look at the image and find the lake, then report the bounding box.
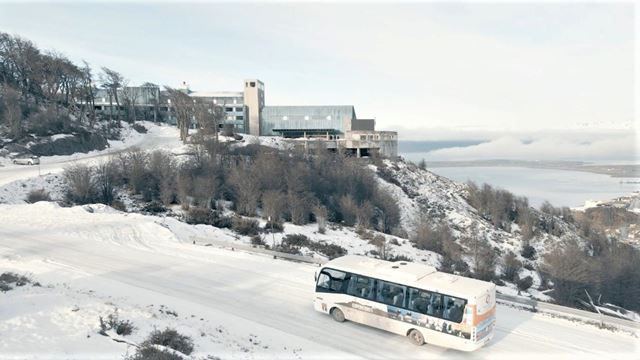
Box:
[423,165,639,208]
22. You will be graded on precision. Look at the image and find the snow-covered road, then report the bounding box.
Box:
[0,122,184,187]
[0,203,637,359]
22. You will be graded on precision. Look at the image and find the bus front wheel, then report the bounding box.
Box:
[330,308,345,323]
[408,329,424,346]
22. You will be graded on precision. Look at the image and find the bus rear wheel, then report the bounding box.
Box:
[408,329,424,346]
[330,308,345,323]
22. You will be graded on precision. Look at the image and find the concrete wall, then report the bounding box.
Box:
[244,79,264,136]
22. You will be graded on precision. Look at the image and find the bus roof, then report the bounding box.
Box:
[324,255,493,299]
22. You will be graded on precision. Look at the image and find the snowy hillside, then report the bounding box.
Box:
[1,202,637,359]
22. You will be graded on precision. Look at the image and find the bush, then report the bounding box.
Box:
[386,254,412,262]
[307,242,347,259]
[63,163,96,204]
[231,217,260,236]
[517,275,534,292]
[142,328,194,355]
[111,199,127,212]
[98,313,135,336]
[521,245,536,260]
[0,272,40,292]
[213,215,233,229]
[502,251,522,281]
[142,201,166,213]
[281,234,309,247]
[250,235,266,246]
[263,220,284,233]
[126,345,183,360]
[185,207,215,225]
[26,188,51,203]
[132,123,148,133]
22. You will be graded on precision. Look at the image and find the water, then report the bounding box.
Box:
[426,166,639,208]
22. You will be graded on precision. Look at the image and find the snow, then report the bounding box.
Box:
[50,133,74,141]
[1,202,637,359]
[0,121,184,188]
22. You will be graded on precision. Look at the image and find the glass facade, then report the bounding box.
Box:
[261,105,356,136]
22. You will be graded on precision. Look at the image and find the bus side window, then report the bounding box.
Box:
[347,275,374,300]
[377,281,406,307]
[409,288,430,314]
[430,293,442,317]
[442,295,466,323]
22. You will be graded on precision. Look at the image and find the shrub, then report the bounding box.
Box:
[231,217,260,236]
[142,201,166,213]
[502,251,522,281]
[386,254,412,262]
[521,245,536,260]
[63,163,96,204]
[132,123,148,133]
[98,313,135,336]
[111,199,127,212]
[126,345,183,360]
[250,235,266,246]
[142,328,194,355]
[517,275,534,292]
[263,220,284,233]
[307,242,347,259]
[26,188,51,203]
[213,215,233,229]
[185,207,215,225]
[0,272,40,291]
[281,234,309,247]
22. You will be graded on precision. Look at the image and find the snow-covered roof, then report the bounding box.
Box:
[324,255,493,299]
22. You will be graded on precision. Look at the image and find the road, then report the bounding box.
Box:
[0,122,182,187]
[0,203,636,359]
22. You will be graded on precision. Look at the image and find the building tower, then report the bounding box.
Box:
[243,79,265,136]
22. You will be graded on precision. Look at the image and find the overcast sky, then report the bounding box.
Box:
[0,1,635,139]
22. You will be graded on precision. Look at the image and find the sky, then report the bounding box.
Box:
[0,1,636,147]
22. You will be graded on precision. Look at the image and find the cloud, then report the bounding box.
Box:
[421,132,638,161]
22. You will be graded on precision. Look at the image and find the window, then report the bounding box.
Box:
[316,269,347,293]
[442,295,466,323]
[347,275,375,300]
[376,281,406,307]
[236,115,243,120]
[235,107,243,112]
[360,135,366,140]
[225,107,233,112]
[250,81,256,87]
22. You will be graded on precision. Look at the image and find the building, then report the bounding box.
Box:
[93,79,398,157]
[230,79,398,157]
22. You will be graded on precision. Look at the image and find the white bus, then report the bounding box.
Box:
[313,255,496,352]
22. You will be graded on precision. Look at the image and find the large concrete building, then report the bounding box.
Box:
[94,79,398,157]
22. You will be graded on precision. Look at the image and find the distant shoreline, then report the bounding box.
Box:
[422,160,640,178]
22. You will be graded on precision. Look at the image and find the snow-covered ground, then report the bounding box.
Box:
[1,202,637,359]
[0,121,184,187]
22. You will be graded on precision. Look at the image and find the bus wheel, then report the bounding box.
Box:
[331,308,345,323]
[408,329,424,346]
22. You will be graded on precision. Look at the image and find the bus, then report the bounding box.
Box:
[313,255,496,351]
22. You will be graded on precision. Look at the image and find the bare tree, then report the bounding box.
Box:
[100,67,124,127]
[164,86,193,142]
[1,86,22,138]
